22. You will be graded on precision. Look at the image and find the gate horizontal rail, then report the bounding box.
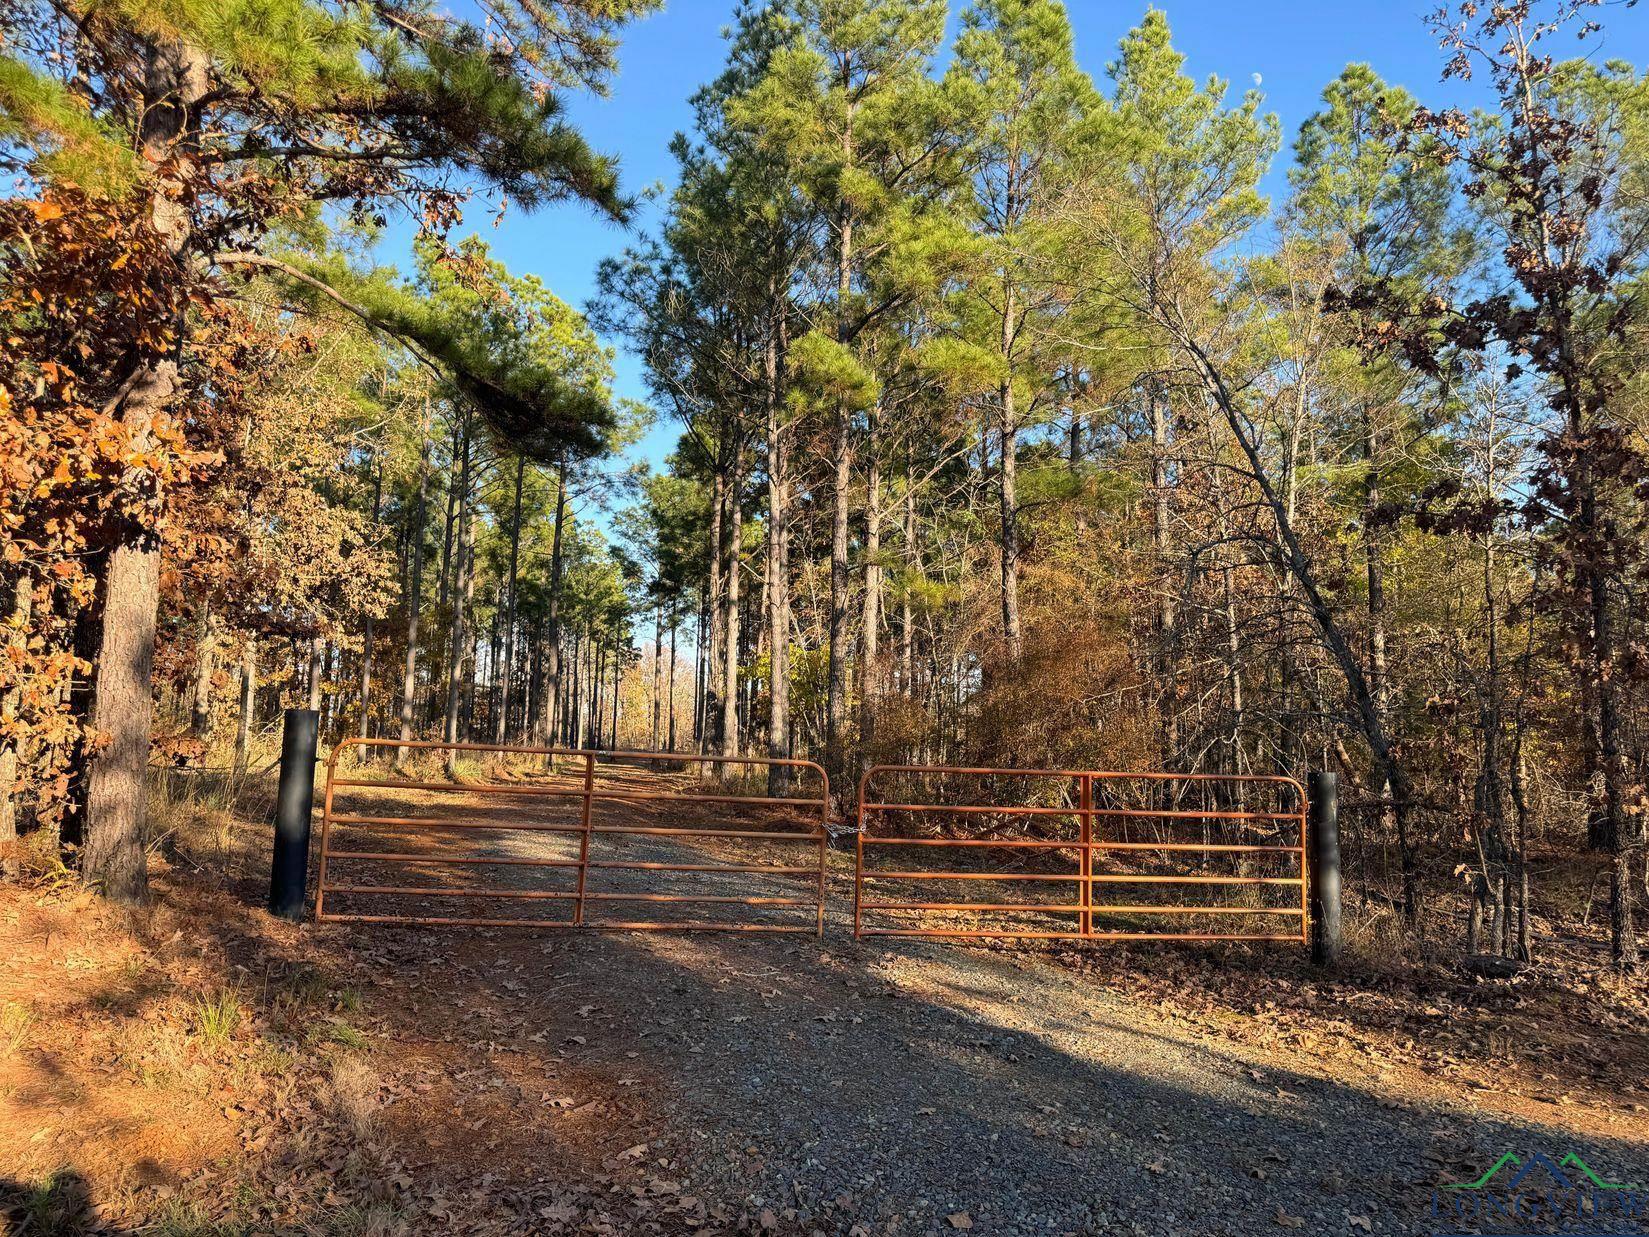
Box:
[316,739,829,934]
[854,765,1308,944]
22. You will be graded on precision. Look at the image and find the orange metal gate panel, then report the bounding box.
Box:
[316,740,829,934]
[853,765,1308,944]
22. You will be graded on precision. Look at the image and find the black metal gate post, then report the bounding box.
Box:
[1308,771,1341,965]
[269,708,319,921]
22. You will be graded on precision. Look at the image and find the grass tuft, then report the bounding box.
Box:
[19,1170,92,1232]
[147,1194,254,1236]
[193,988,243,1048]
[323,1019,367,1050]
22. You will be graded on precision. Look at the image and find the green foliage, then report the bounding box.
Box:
[0,56,136,192]
[1105,10,1279,263]
[729,0,958,323]
[92,0,369,102]
[1289,63,1464,284]
[373,32,631,214]
[280,235,615,462]
[949,0,1101,214]
[6,0,657,216]
[787,330,878,411]
[942,0,1100,446]
[916,335,1004,396]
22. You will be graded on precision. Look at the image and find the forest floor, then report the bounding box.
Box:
[2,763,1647,1236]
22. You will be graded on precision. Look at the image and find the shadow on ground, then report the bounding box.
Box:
[299,857,1649,1235]
[8,759,1646,1236]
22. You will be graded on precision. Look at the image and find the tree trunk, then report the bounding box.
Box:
[429,424,460,734]
[900,469,915,695]
[536,460,568,746]
[567,631,582,748]
[1362,404,1413,917]
[998,288,1022,658]
[496,455,525,743]
[704,463,727,759]
[1070,408,1087,538]
[1182,335,1419,916]
[477,591,495,741]
[826,106,856,793]
[1550,281,1636,965]
[588,643,598,748]
[189,609,215,740]
[234,642,255,775]
[442,419,474,776]
[860,422,883,749]
[397,432,431,764]
[668,600,679,753]
[1595,569,1638,969]
[82,535,165,902]
[720,448,742,761]
[765,342,792,794]
[0,575,33,879]
[693,586,706,747]
[1222,563,1243,764]
[746,540,764,751]
[826,412,852,785]
[82,32,211,902]
[307,635,324,714]
[1149,382,1178,773]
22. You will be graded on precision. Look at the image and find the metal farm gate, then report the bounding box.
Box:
[303,737,1314,949]
[315,740,830,934]
[853,765,1308,944]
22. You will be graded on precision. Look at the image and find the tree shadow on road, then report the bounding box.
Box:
[331,897,1649,1236]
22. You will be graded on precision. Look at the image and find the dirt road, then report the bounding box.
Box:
[305,762,1649,1236]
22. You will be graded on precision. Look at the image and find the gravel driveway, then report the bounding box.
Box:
[313,762,1649,1236]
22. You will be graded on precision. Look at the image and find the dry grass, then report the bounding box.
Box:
[123,1018,194,1090]
[1,1000,35,1057]
[1341,898,1420,966]
[327,1053,382,1140]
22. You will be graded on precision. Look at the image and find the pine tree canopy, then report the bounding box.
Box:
[1,0,659,218]
[260,236,618,462]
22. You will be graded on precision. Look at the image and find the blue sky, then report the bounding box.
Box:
[397,0,1649,477]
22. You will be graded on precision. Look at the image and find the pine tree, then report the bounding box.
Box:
[1,0,651,900]
[945,0,1099,659]
[731,0,955,786]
